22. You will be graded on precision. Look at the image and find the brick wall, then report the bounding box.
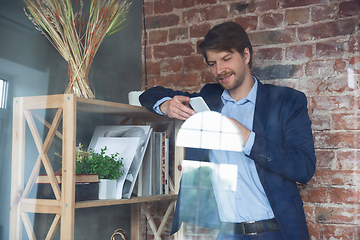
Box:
[141,0,360,239]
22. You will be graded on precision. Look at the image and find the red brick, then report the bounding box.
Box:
[322,224,358,240]
[304,205,316,222]
[285,45,313,60]
[325,75,359,93]
[260,13,283,29]
[333,59,347,73]
[310,169,360,186]
[196,0,217,5]
[174,0,196,9]
[305,60,334,77]
[190,23,211,38]
[234,16,258,31]
[309,114,330,131]
[256,0,279,12]
[311,95,358,111]
[183,55,207,72]
[146,14,180,29]
[255,48,282,61]
[169,27,188,41]
[311,4,338,22]
[149,30,168,44]
[314,132,360,149]
[349,34,360,52]
[145,46,153,60]
[229,2,256,14]
[153,43,194,59]
[307,223,321,239]
[282,0,326,8]
[195,39,203,54]
[315,150,334,169]
[299,186,328,203]
[183,6,228,23]
[151,73,200,88]
[349,56,360,65]
[248,28,297,46]
[145,61,161,75]
[200,70,215,85]
[144,1,154,16]
[329,187,360,204]
[315,206,360,224]
[333,113,360,131]
[337,150,360,171]
[316,41,344,58]
[298,78,327,96]
[298,19,357,41]
[285,8,310,25]
[339,0,360,18]
[154,0,173,14]
[160,58,182,73]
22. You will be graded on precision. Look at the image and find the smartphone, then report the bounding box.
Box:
[189,96,210,112]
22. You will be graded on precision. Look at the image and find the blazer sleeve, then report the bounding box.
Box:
[249,88,316,184]
[139,84,224,114]
[139,86,200,114]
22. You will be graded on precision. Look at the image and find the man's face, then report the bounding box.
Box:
[206,49,250,92]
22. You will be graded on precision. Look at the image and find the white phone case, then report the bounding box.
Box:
[189,96,210,112]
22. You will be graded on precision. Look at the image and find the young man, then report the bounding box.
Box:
[140,22,316,240]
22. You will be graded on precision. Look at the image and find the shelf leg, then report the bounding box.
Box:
[9,98,25,240]
[60,95,77,240]
[131,204,141,240]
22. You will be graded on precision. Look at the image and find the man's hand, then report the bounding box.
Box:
[160,96,196,120]
[229,118,251,146]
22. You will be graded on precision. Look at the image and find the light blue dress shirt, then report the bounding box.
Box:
[152,78,275,223]
[209,79,275,223]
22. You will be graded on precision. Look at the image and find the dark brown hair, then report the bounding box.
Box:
[199,22,253,68]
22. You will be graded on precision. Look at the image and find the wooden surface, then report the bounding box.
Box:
[75,194,178,209]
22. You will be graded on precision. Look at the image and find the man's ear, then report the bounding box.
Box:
[243,48,251,65]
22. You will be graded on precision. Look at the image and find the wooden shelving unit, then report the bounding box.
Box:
[9,94,184,240]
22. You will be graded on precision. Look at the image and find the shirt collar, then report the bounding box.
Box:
[221,77,258,105]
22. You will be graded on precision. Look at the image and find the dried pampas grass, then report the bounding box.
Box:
[24,0,131,98]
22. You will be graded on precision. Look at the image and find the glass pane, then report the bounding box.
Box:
[0,79,8,109]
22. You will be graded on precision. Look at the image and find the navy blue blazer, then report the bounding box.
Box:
[140,80,316,240]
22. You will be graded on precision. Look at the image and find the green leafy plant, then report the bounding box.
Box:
[56,144,124,180]
[76,146,124,180]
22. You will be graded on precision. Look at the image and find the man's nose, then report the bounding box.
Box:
[216,62,226,75]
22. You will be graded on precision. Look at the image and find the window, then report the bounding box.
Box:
[0,79,8,109]
[176,111,243,152]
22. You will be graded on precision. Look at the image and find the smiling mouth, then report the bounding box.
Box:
[218,74,233,83]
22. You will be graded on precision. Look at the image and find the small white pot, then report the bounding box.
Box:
[98,179,117,199]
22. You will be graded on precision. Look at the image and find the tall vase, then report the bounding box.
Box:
[64,61,95,99]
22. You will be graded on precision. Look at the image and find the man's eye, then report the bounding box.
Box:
[224,58,231,61]
[208,62,215,67]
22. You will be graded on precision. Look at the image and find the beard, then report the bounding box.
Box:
[215,70,245,92]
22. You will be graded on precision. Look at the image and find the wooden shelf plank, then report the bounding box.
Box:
[20,199,61,214]
[75,194,178,209]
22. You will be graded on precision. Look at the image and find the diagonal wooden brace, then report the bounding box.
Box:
[24,110,61,200]
[22,108,63,199]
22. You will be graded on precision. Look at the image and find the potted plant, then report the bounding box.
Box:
[76,145,124,199]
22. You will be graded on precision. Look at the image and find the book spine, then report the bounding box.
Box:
[161,132,166,194]
[164,137,169,194]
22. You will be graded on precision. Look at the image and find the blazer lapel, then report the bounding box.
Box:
[253,80,271,135]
